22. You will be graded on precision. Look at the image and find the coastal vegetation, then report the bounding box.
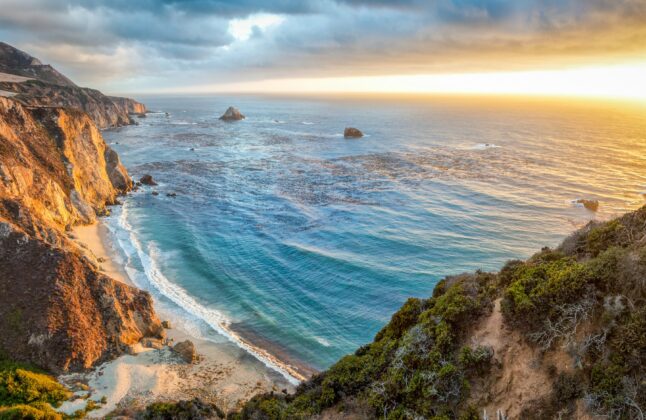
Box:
[0,358,69,419]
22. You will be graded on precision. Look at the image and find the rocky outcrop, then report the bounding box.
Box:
[219,106,245,121]
[104,146,133,192]
[0,97,130,228]
[108,96,147,115]
[173,340,197,363]
[344,127,363,138]
[577,198,599,212]
[0,42,76,87]
[0,43,144,129]
[140,174,157,186]
[0,219,164,372]
[0,80,136,129]
[0,96,162,373]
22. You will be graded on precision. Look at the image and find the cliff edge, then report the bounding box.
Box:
[0,42,146,129]
[0,96,162,373]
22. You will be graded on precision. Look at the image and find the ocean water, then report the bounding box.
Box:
[103,95,646,381]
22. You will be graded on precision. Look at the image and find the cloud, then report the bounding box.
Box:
[0,0,644,92]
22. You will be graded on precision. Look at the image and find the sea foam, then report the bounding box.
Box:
[109,204,304,385]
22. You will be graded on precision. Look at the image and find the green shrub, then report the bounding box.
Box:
[586,220,625,256]
[502,257,593,328]
[141,398,224,419]
[0,361,69,407]
[0,402,62,420]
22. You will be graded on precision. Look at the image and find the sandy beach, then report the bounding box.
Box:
[63,220,295,418]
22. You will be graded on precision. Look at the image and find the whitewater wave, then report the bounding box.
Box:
[109,205,304,385]
[470,143,501,150]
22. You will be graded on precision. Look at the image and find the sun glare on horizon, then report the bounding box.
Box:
[196,62,646,101]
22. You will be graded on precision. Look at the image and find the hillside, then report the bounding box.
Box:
[0,42,76,87]
[234,208,646,419]
[0,42,146,129]
[0,89,163,418]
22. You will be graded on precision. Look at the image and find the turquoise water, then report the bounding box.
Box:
[103,95,646,380]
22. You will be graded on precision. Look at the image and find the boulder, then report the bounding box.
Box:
[162,320,172,329]
[140,174,157,186]
[577,199,599,212]
[219,106,245,121]
[166,192,177,198]
[141,337,165,350]
[344,127,363,138]
[173,340,197,363]
[152,191,159,196]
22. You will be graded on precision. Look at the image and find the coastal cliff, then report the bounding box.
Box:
[0,97,162,372]
[0,42,146,129]
[108,95,147,115]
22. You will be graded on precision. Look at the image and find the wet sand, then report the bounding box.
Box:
[64,220,295,418]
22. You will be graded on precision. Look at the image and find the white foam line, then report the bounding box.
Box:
[110,205,304,385]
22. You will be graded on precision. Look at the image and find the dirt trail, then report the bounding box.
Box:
[468,299,553,418]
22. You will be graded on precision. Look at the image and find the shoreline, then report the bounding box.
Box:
[65,218,296,417]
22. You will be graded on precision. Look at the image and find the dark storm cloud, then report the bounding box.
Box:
[0,0,644,92]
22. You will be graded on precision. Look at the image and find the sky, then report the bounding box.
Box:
[1,0,645,97]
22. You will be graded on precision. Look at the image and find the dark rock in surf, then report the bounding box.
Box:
[219,106,245,121]
[344,127,363,138]
[140,174,157,186]
[577,199,599,212]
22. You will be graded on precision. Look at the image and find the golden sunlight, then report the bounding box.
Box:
[208,62,646,100]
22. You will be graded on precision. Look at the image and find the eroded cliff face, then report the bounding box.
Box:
[0,96,162,373]
[0,80,146,129]
[109,96,148,115]
[0,42,146,129]
[0,97,131,229]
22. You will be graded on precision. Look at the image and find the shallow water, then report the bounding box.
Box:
[103,95,646,380]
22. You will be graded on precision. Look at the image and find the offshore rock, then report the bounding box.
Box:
[344,127,364,138]
[140,174,158,186]
[577,199,599,212]
[219,106,245,121]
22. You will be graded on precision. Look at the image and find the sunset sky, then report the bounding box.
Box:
[1,0,645,98]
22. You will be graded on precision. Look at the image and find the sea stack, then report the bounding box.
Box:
[140,174,158,186]
[344,127,363,138]
[219,106,245,121]
[577,199,599,212]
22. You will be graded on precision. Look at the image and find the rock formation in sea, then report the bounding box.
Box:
[0,82,162,372]
[577,198,599,212]
[219,106,245,121]
[140,174,158,186]
[0,42,145,129]
[344,127,364,138]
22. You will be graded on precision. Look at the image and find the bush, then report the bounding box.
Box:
[586,220,625,257]
[501,257,593,329]
[0,402,62,420]
[0,361,69,407]
[140,398,224,419]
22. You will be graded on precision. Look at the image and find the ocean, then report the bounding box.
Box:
[102,94,646,382]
